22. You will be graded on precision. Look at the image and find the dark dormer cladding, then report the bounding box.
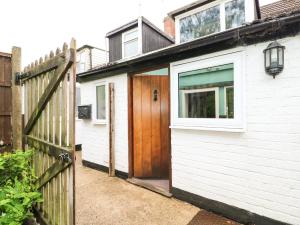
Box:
[106,17,174,62]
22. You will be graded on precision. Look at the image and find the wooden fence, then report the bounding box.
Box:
[19,39,76,225]
[0,52,12,152]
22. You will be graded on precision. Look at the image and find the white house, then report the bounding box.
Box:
[76,45,108,147]
[76,1,300,224]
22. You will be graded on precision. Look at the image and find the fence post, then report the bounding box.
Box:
[11,47,22,150]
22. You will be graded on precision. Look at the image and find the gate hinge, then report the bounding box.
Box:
[15,72,22,85]
[58,153,72,163]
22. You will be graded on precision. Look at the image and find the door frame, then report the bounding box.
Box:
[127,64,172,192]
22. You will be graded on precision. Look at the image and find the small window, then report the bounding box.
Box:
[178,64,234,119]
[96,85,106,120]
[77,52,86,73]
[225,0,245,29]
[123,28,139,58]
[75,86,81,118]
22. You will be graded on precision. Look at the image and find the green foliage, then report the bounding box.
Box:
[0,150,42,225]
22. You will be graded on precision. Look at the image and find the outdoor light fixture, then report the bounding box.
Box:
[0,139,4,147]
[263,41,285,78]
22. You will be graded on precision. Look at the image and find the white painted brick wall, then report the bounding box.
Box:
[171,36,300,225]
[76,74,128,172]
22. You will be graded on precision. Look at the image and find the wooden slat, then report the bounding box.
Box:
[141,76,152,177]
[0,81,11,87]
[151,76,161,177]
[0,112,12,116]
[133,76,142,177]
[27,135,72,158]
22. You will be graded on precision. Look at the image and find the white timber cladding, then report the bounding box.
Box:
[171,36,300,225]
[77,74,128,172]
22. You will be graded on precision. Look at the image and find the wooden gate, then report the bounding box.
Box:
[19,40,76,225]
[0,52,12,152]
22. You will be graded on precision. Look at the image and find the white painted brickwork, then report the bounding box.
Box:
[76,74,128,172]
[171,36,300,225]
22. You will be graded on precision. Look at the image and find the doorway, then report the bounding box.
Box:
[128,67,171,194]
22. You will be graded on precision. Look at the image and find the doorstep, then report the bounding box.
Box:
[127,178,172,197]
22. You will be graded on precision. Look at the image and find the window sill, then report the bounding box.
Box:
[170,125,245,133]
[93,120,107,125]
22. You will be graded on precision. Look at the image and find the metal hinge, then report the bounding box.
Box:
[58,153,72,163]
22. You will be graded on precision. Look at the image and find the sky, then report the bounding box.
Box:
[0,0,277,67]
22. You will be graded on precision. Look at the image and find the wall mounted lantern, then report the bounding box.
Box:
[263,41,285,78]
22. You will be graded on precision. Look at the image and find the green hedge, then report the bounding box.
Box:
[0,150,42,225]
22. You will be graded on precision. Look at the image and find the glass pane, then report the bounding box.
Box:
[124,39,138,58]
[75,87,81,117]
[265,49,270,67]
[271,48,278,66]
[96,85,106,120]
[180,5,220,43]
[178,64,234,119]
[225,0,245,29]
[124,29,138,42]
[226,87,234,118]
[278,48,283,66]
[185,91,216,118]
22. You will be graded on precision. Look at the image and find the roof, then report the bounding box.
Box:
[106,16,174,42]
[78,11,300,82]
[261,0,300,18]
[168,0,261,19]
[77,45,107,52]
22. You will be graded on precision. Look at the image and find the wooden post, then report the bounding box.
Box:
[11,47,22,150]
[109,83,115,177]
[69,38,76,225]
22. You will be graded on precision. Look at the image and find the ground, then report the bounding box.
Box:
[75,152,241,225]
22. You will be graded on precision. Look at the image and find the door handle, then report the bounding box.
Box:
[153,89,158,101]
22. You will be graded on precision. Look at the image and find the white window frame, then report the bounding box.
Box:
[175,0,254,44]
[93,81,108,124]
[180,87,219,118]
[170,49,246,132]
[75,83,82,121]
[224,85,234,118]
[122,27,140,59]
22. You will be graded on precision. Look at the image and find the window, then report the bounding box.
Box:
[96,84,106,120]
[178,0,246,43]
[178,64,234,119]
[77,52,86,73]
[225,0,245,29]
[122,28,139,58]
[75,86,81,118]
[171,51,245,131]
[180,5,220,43]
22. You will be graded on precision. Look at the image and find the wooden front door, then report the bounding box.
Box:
[133,75,170,178]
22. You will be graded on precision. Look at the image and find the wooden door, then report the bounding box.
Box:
[133,75,170,178]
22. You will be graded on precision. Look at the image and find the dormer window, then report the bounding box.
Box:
[176,0,248,43]
[122,28,139,58]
